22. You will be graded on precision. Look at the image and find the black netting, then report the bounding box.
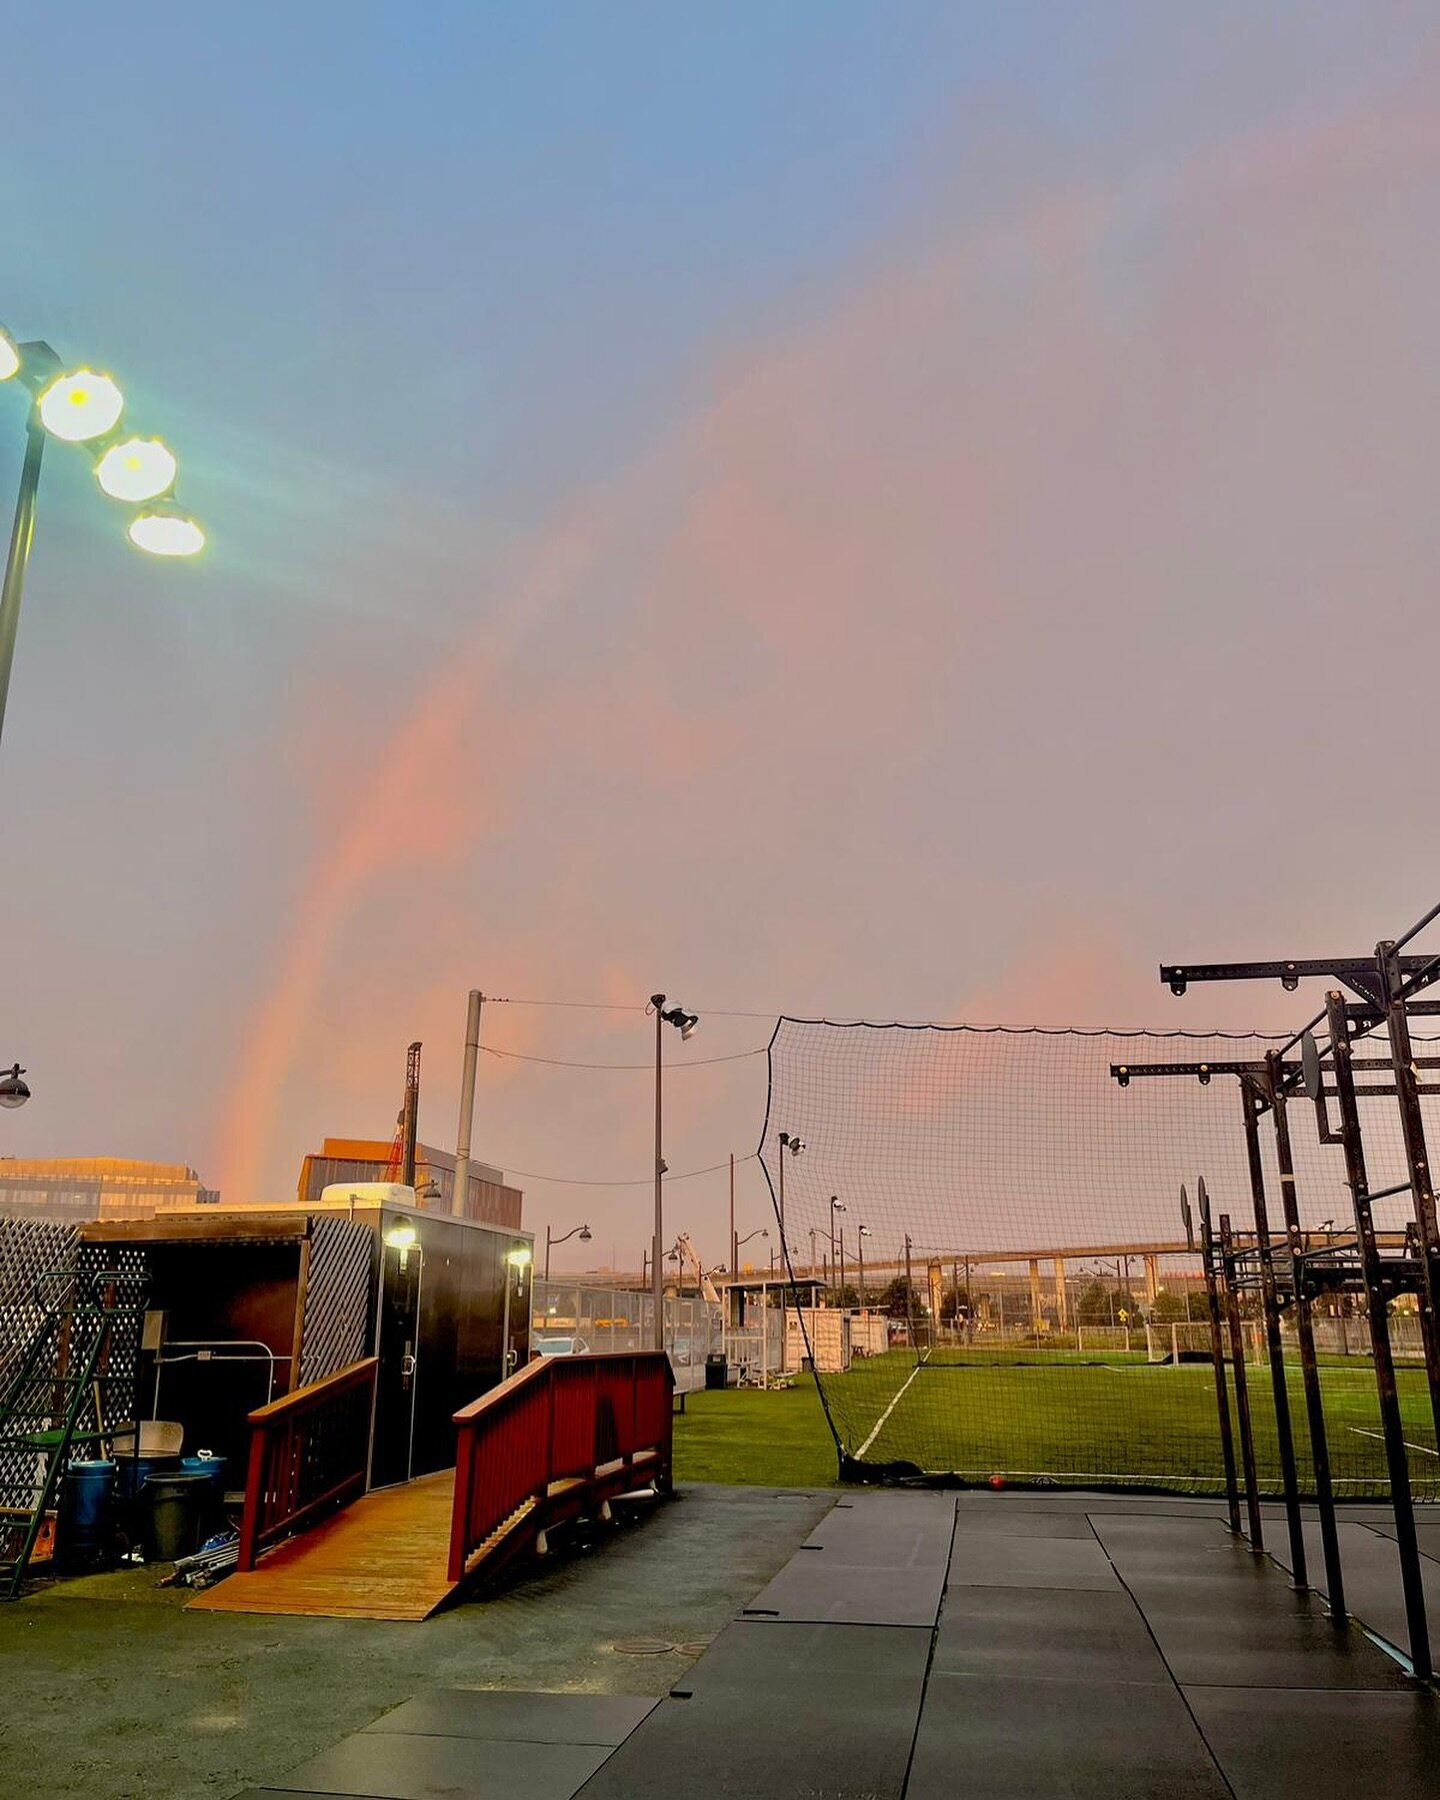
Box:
[759,1021,1438,1500]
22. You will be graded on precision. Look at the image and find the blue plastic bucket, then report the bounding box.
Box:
[57,1460,116,1571]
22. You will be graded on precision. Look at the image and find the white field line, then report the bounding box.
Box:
[1346,1426,1439,1458]
[855,1363,924,1459]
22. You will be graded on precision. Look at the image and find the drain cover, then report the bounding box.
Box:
[612,1638,675,1656]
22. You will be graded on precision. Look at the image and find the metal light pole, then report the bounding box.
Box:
[0,415,45,749]
[0,327,205,754]
[729,1152,736,1283]
[650,994,698,1352]
[736,1226,768,1268]
[857,1224,869,1306]
[776,1131,804,1253]
[829,1196,845,1301]
[544,1221,592,1280]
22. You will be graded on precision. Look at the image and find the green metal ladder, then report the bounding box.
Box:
[0,1267,147,1600]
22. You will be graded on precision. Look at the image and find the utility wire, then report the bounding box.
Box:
[480,1045,767,1070]
[497,1154,757,1188]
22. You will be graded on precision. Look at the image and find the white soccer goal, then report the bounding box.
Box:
[1146,1322,1216,1363]
[1076,1326,1136,1355]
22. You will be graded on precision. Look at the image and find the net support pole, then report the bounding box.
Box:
[1265,1050,1346,1621]
[1376,941,1440,1450]
[1198,1191,1241,1535]
[1324,989,1431,1680]
[904,1234,920,1364]
[1218,1212,1265,1550]
[1240,1080,1308,1587]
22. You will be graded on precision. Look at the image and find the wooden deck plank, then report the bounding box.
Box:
[189,1469,459,1621]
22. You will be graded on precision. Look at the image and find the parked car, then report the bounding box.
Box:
[534,1334,589,1357]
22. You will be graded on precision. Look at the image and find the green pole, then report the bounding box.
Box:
[0,415,46,751]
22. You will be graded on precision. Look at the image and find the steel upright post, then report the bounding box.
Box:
[1240,1083,1308,1585]
[1197,1185,1241,1535]
[1323,990,1430,1679]
[1218,1213,1265,1549]
[1265,1050,1346,1619]
[1375,941,1440,1449]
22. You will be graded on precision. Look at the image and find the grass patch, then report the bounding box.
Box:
[670,1353,1440,1499]
[673,1379,840,1488]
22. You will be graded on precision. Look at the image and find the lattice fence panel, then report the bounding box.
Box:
[299,1216,373,1386]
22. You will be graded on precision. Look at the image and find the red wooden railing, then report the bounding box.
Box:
[237,1358,377,1571]
[447,1350,673,1583]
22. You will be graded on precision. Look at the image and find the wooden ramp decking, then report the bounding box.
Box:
[188,1469,459,1622]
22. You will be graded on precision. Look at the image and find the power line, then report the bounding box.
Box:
[480,1045,767,1071]
[498,1153,757,1188]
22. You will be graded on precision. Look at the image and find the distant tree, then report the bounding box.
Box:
[834,1283,861,1309]
[1076,1281,1113,1326]
[876,1276,913,1319]
[1149,1289,1191,1324]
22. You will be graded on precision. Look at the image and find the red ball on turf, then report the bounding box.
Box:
[987,1474,1006,1490]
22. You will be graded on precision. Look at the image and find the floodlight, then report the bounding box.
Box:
[38,369,124,442]
[96,436,176,503]
[128,502,205,557]
[0,1064,29,1109]
[0,329,18,383]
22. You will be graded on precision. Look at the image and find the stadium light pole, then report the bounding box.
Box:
[856,1224,870,1304]
[776,1131,805,1261]
[544,1221,592,1281]
[650,994,699,1352]
[0,325,206,753]
[829,1196,846,1302]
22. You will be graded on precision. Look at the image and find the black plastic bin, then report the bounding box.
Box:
[141,1473,209,1563]
[705,1351,728,1390]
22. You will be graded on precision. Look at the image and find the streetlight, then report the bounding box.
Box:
[500,1243,532,1377]
[856,1223,870,1306]
[735,1227,768,1261]
[0,1063,29,1109]
[829,1196,846,1301]
[650,993,699,1352]
[0,326,206,751]
[544,1221,592,1280]
[775,1131,805,1266]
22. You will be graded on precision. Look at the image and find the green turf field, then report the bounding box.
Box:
[673,1351,1440,1498]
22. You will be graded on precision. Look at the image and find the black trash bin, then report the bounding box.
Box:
[142,1473,208,1563]
[705,1351,728,1390]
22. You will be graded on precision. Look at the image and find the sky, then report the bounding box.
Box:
[1,3,1438,1272]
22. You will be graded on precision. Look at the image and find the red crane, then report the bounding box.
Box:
[382,1041,422,1185]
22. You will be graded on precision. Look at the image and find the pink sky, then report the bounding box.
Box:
[3,11,1439,1272]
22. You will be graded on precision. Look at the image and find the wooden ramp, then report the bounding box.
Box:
[189,1469,459,1622]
